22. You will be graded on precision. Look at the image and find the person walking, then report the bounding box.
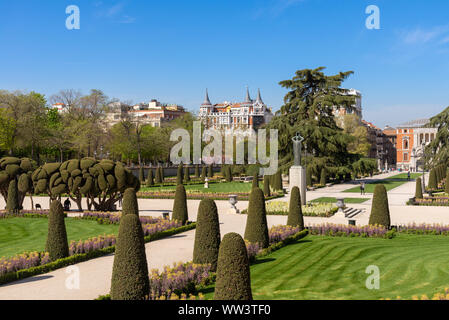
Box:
[360,181,366,195]
[407,170,411,181]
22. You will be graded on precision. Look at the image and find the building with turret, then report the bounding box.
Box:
[198,88,273,130]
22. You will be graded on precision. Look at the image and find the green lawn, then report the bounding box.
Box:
[199,234,449,300]
[141,181,262,194]
[386,173,423,180]
[0,218,119,258]
[310,197,368,204]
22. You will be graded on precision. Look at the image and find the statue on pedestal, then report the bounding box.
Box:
[292,133,304,167]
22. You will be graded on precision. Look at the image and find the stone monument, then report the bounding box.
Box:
[289,133,307,204]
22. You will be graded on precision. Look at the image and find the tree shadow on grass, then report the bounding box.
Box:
[1,275,54,287]
[252,258,276,265]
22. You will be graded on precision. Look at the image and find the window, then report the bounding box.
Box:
[403,139,409,150]
[403,153,408,161]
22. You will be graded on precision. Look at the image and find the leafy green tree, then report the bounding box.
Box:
[425,106,449,165]
[268,67,357,174]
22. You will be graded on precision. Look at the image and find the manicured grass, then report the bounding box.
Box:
[344,180,409,193]
[386,173,422,180]
[199,234,449,300]
[141,181,262,194]
[0,217,119,258]
[310,197,368,204]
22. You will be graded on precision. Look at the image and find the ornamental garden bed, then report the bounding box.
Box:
[0,212,196,286]
[241,201,338,217]
[408,195,449,206]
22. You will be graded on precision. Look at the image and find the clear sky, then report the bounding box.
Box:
[1,0,449,128]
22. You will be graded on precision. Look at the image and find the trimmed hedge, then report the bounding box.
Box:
[244,187,269,248]
[415,177,423,199]
[46,200,69,261]
[369,184,391,228]
[121,188,139,216]
[287,186,304,229]
[172,184,188,225]
[193,199,221,271]
[214,232,252,300]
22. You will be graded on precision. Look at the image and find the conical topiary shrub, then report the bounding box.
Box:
[155,166,162,184]
[225,166,232,182]
[415,177,423,199]
[195,165,200,178]
[208,164,213,178]
[320,168,327,186]
[201,165,207,181]
[110,214,149,300]
[276,171,283,191]
[172,184,188,225]
[122,188,139,216]
[306,167,313,187]
[6,179,19,214]
[445,171,449,194]
[193,198,221,271]
[368,184,390,228]
[252,173,259,189]
[428,168,437,190]
[287,186,304,229]
[146,169,154,187]
[263,175,271,197]
[177,164,183,185]
[184,166,190,183]
[214,232,252,300]
[46,200,69,261]
[139,167,145,183]
[160,167,164,182]
[244,187,269,248]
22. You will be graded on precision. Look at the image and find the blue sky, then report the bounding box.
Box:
[1,0,449,128]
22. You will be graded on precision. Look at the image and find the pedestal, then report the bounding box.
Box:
[289,166,306,204]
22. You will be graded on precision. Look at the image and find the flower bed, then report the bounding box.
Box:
[137,191,283,201]
[0,210,68,219]
[397,223,449,235]
[306,223,394,238]
[409,197,449,206]
[242,201,338,217]
[81,211,161,225]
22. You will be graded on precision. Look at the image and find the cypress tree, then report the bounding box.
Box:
[444,171,449,194]
[195,165,200,178]
[45,200,69,261]
[306,167,313,187]
[201,165,207,181]
[110,214,149,300]
[208,164,213,178]
[184,165,190,183]
[287,186,304,229]
[193,199,221,271]
[276,171,283,191]
[428,168,437,190]
[139,167,145,183]
[177,164,183,185]
[160,166,164,182]
[122,188,139,216]
[214,232,252,300]
[263,175,271,197]
[415,177,423,199]
[6,179,19,214]
[244,187,269,248]
[320,167,327,186]
[252,173,259,189]
[155,166,162,184]
[368,184,391,228]
[172,184,188,225]
[146,169,154,187]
